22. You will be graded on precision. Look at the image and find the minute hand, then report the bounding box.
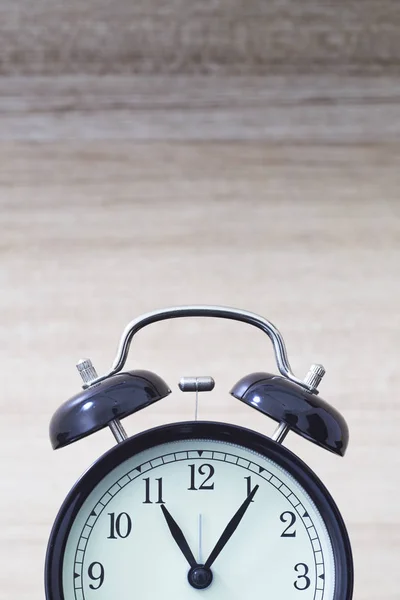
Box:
[204,485,259,569]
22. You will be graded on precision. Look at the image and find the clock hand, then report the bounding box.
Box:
[198,514,203,563]
[204,484,259,569]
[160,504,197,568]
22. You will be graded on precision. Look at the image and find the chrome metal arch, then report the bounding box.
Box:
[86,305,315,392]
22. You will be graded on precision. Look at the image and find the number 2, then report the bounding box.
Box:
[280,511,296,537]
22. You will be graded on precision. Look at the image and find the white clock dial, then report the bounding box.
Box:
[62,437,335,600]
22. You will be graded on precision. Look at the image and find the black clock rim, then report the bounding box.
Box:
[45,421,353,600]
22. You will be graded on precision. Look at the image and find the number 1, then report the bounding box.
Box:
[244,476,255,501]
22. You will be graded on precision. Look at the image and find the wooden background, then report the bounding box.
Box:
[0,2,399,599]
[1,0,400,75]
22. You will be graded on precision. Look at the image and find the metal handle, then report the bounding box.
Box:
[88,305,314,391]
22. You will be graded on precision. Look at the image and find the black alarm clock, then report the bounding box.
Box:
[45,305,353,600]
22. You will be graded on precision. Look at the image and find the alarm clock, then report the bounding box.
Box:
[45,305,353,600]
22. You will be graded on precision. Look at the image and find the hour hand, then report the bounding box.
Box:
[160,504,197,568]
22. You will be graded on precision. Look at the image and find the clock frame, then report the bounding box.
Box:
[45,306,354,600]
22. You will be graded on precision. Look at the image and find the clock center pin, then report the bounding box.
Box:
[187,565,213,590]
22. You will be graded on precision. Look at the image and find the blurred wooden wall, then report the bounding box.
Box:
[1,0,399,74]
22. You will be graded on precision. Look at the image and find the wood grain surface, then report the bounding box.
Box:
[1,75,400,143]
[1,1,400,75]
[0,75,399,600]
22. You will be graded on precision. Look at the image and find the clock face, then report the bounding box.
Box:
[46,422,353,600]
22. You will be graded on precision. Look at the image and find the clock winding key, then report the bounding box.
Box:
[76,357,128,443]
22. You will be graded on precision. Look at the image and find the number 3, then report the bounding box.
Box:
[294,563,311,590]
